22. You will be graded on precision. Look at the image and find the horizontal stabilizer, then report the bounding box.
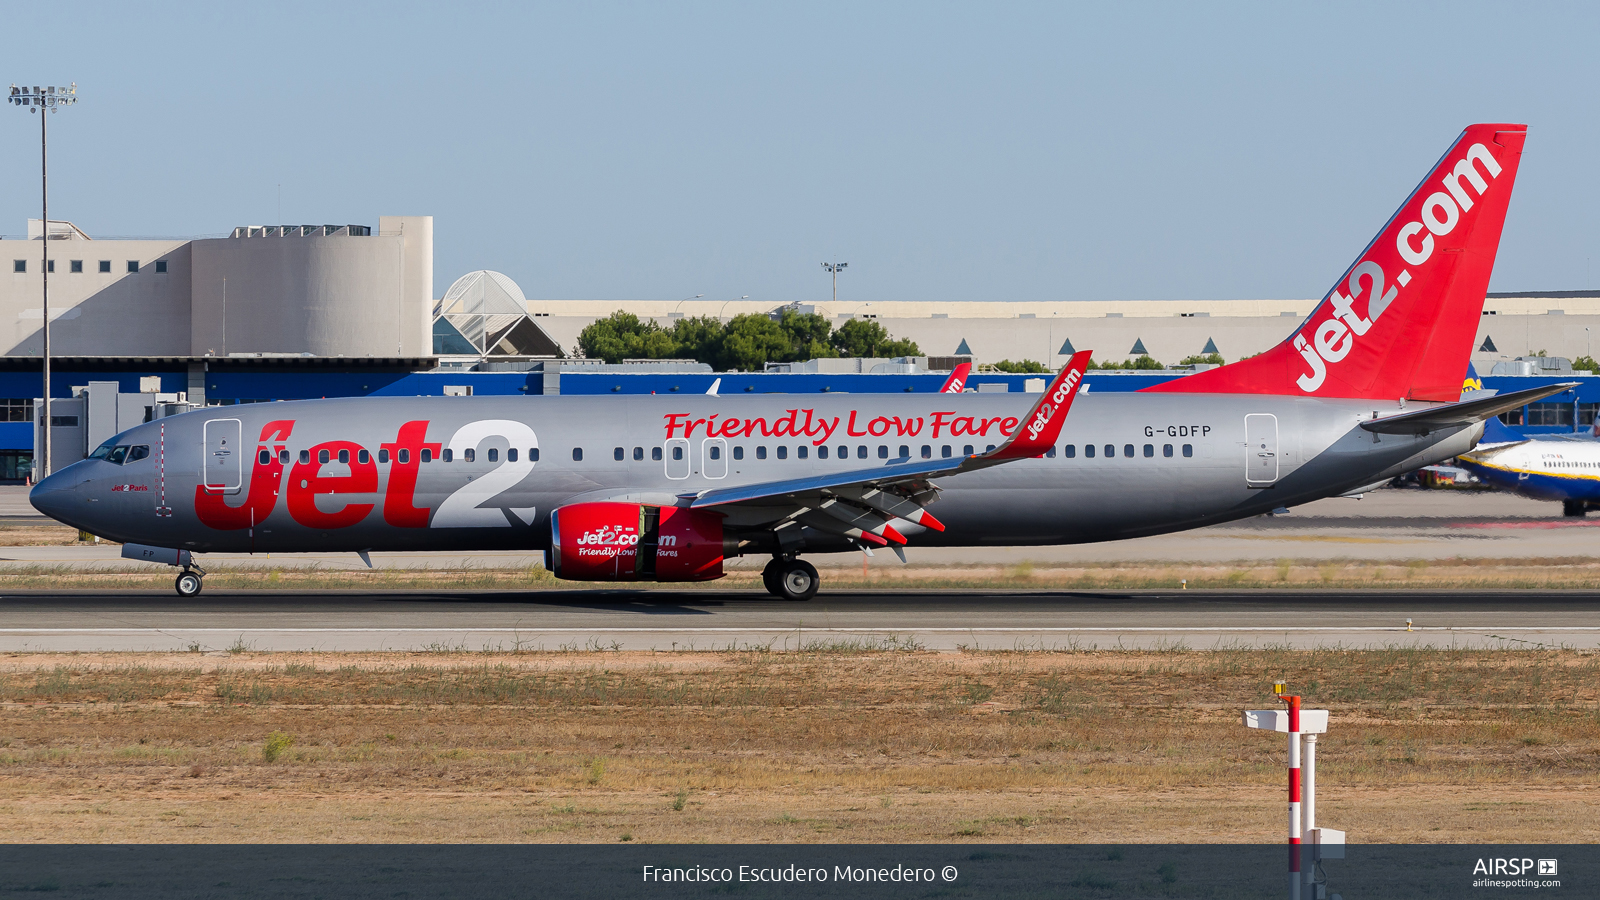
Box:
[1360,382,1575,435]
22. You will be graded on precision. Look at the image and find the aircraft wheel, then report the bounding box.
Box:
[175,571,203,598]
[1564,500,1587,518]
[776,559,819,601]
[761,558,785,597]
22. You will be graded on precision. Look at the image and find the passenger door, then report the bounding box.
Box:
[1245,414,1278,487]
[664,438,691,479]
[203,418,243,494]
[702,438,728,479]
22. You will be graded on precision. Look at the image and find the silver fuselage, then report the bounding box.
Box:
[30,392,1481,556]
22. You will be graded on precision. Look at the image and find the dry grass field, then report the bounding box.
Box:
[1,646,1597,844]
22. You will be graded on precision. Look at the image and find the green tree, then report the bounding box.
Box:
[1573,355,1599,373]
[669,315,726,365]
[1091,356,1165,370]
[1178,353,1225,366]
[577,311,679,364]
[775,310,838,362]
[716,314,795,371]
[830,319,922,358]
[991,359,1048,373]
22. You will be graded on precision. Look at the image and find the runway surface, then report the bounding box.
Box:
[3,588,1598,652]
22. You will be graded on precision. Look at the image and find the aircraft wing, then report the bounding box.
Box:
[1361,382,1576,435]
[682,352,1092,546]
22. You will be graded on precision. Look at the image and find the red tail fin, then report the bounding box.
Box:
[940,362,971,393]
[1147,124,1526,401]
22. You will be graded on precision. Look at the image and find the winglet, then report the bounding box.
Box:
[982,351,1092,460]
[939,362,972,394]
[706,377,721,396]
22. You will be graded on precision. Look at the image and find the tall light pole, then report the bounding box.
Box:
[9,83,76,480]
[718,295,749,320]
[821,262,848,305]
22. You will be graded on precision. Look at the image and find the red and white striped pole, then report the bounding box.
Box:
[1279,685,1302,900]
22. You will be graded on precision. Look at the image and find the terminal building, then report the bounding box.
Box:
[4,214,1599,477]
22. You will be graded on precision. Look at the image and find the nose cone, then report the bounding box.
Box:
[30,468,84,526]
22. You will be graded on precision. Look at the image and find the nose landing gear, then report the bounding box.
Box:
[174,566,205,598]
[761,556,819,601]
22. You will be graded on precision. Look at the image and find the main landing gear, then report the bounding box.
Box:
[762,556,819,601]
[174,565,205,598]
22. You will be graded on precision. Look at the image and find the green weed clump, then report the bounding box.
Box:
[262,731,294,763]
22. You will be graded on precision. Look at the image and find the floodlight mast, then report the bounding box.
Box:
[8,83,77,480]
[821,262,847,306]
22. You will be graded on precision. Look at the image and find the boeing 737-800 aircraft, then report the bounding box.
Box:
[30,123,1569,599]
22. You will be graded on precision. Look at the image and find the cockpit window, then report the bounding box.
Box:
[88,441,149,465]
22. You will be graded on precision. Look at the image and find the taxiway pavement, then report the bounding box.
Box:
[2,589,1596,652]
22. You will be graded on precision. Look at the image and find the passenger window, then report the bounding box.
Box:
[614,447,624,461]
[508,448,517,462]
[857,446,868,459]
[837,445,848,459]
[1045,446,1056,458]
[710,445,722,460]
[279,449,290,464]
[777,446,788,460]
[318,449,330,464]
[1063,444,1075,458]
[530,448,540,461]
[817,445,828,459]
[878,445,888,459]
[443,448,454,462]
[487,448,498,462]
[734,446,744,460]
[127,445,149,462]
[633,447,643,461]
[921,445,932,459]
[897,445,909,458]
[963,444,974,456]
[421,449,432,463]
[379,449,390,463]
[1085,444,1096,458]
[1124,444,1134,458]
[398,449,410,464]
[1143,444,1154,458]
[673,446,684,461]
[942,445,952,458]
[572,448,582,461]
[299,450,311,464]
[652,447,662,461]
[986,444,996,453]
[1163,444,1173,457]
[757,446,767,460]
[796,445,807,459]
[338,449,350,464]
[259,449,271,465]
[463,448,474,462]
[1182,444,1193,457]
[1104,444,1114,458]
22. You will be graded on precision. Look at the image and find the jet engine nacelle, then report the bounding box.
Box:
[548,502,726,582]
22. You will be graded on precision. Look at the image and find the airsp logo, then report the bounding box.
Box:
[1472,858,1554,876]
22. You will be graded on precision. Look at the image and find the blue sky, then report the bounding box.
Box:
[3,2,1597,304]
